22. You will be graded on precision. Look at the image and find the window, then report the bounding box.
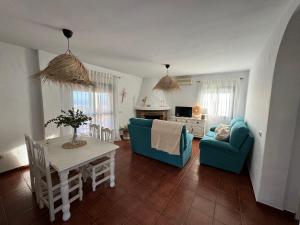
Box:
[199,80,237,119]
[73,89,114,135]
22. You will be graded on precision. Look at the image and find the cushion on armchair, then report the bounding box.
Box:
[215,127,230,141]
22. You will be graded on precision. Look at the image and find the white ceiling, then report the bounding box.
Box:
[0,0,290,77]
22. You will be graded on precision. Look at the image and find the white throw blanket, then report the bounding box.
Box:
[151,119,183,155]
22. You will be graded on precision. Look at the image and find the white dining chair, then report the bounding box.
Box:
[88,125,114,191]
[33,142,83,222]
[89,124,100,139]
[101,127,114,143]
[24,134,40,203]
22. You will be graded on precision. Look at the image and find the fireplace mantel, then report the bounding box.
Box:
[135,106,171,111]
[135,106,170,120]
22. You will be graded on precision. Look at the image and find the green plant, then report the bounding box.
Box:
[44,108,92,129]
[45,108,92,144]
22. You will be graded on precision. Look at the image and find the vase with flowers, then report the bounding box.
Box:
[44,108,92,148]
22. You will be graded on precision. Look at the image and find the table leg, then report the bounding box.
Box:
[59,170,71,221]
[110,151,116,188]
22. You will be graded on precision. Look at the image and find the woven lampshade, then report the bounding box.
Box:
[36,29,93,86]
[36,53,93,86]
[153,64,180,92]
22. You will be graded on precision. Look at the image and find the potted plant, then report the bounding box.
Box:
[119,125,129,140]
[45,108,92,146]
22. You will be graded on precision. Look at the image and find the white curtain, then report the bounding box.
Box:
[59,70,119,140]
[198,79,240,132]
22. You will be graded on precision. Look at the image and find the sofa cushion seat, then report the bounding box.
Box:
[206,131,216,138]
[201,138,239,153]
[202,134,215,141]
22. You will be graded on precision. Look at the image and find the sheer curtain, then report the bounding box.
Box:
[59,70,119,140]
[198,79,240,132]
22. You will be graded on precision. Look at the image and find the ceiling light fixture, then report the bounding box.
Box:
[153,64,180,92]
[36,29,93,86]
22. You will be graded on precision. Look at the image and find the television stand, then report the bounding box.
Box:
[168,116,206,138]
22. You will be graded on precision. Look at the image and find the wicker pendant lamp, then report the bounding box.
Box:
[36,29,93,86]
[153,64,180,92]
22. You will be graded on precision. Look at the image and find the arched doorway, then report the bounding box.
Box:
[245,0,300,216]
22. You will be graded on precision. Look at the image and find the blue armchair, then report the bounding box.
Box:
[200,117,254,173]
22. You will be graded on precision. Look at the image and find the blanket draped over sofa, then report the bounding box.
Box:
[151,119,183,155]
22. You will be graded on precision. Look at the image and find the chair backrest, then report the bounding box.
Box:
[32,143,53,188]
[89,124,100,139]
[101,127,114,142]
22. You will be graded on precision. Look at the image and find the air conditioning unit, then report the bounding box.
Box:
[175,76,192,86]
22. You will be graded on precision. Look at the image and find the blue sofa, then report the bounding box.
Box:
[200,117,254,173]
[128,118,193,168]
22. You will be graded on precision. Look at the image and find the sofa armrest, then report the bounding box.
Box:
[181,133,193,153]
[210,125,218,132]
[186,133,194,145]
[200,139,239,153]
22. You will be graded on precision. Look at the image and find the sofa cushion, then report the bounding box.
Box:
[129,118,153,127]
[229,121,249,149]
[230,116,244,127]
[215,126,230,141]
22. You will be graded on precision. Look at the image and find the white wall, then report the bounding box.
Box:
[39,51,142,138]
[0,41,44,173]
[137,78,168,109]
[260,8,300,211]
[138,71,249,116]
[245,0,300,211]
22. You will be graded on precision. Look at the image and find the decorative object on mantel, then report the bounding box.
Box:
[142,96,148,106]
[192,105,201,118]
[153,64,180,92]
[44,108,92,149]
[36,29,93,86]
[121,88,127,104]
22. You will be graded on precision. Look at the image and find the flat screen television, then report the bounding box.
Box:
[175,106,192,117]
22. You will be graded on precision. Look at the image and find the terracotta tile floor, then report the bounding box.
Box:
[0,139,298,225]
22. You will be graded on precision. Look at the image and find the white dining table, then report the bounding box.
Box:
[41,136,119,221]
